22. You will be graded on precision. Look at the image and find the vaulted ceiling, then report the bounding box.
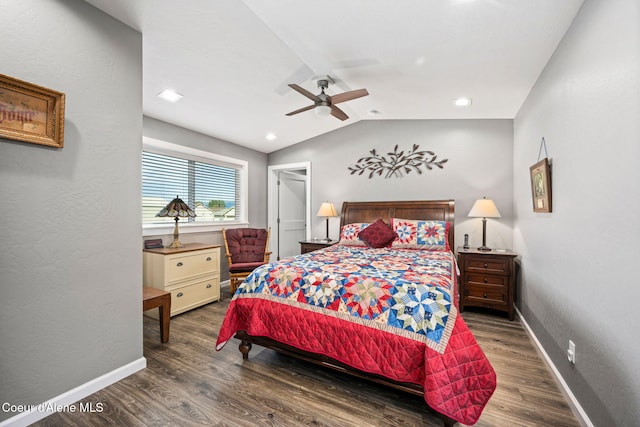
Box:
[84,0,584,153]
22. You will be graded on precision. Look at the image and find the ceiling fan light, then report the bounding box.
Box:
[314,105,332,117]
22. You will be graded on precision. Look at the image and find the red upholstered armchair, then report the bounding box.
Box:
[222,227,271,294]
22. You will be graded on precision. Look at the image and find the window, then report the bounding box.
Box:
[142,137,248,233]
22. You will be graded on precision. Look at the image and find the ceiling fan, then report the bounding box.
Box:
[286,76,369,121]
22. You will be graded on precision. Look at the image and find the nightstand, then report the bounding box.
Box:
[457,247,518,320]
[299,240,335,254]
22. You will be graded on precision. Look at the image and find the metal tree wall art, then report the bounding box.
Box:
[348,144,448,179]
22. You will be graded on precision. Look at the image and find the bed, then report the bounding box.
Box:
[216,200,496,426]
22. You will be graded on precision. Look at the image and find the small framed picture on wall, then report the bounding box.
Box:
[530,158,552,212]
[0,74,65,148]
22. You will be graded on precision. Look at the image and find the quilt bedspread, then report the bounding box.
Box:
[216,245,496,425]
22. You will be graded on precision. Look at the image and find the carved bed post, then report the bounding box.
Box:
[239,340,252,360]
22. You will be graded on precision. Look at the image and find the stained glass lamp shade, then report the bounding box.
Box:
[156,196,196,248]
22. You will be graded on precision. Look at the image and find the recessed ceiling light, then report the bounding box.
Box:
[157,89,183,103]
[265,133,277,141]
[454,97,472,107]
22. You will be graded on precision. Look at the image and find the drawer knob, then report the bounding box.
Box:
[484,263,488,268]
[206,283,212,288]
[176,262,183,267]
[206,257,212,261]
[177,292,184,297]
[483,293,488,298]
[484,278,488,283]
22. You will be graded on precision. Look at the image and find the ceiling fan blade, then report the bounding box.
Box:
[288,84,320,102]
[330,105,349,121]
[331,88,369,105]
[286,104,315,116]
[275,65,314,95]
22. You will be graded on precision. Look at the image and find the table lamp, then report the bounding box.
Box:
[467,197,501,251]
[316,201,338,242]
[156,195,197,248]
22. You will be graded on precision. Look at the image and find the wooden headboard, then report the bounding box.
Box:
[340,200,455,249]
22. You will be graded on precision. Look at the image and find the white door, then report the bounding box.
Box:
[277,170,307,259]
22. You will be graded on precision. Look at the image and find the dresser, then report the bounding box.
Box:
[299,240,334,254]
[143,243,220,317]
[457,247,518,320]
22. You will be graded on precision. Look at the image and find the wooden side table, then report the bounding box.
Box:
[299,240,335,254]
[457,247,518,320]
[143,286,171,343]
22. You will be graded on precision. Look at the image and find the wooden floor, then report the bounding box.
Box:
[34,293,579,427]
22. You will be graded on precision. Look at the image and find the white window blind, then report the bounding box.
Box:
[142,150,242,225]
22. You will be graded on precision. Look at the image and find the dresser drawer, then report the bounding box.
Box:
[165,249,219,283]
[169,275,220,316]
[465,283,507,305]
[465,256,509,274]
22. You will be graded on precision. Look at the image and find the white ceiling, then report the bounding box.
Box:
[84,0,583,153]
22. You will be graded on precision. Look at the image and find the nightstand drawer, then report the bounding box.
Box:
[466,273,508,287]
[165,249,219,283]
[300,241,334,254]
[465,257,509,274]
[465,283,507,305]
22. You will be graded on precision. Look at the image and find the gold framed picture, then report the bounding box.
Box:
[0,73,65,148]
[530,158,552,213]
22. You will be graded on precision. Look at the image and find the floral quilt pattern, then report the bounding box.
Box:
[235,245,457,353]
[391,219,450,250]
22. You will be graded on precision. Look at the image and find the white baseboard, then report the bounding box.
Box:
[515,307,593,427]
[0,357,146,427]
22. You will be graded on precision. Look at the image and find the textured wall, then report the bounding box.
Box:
[0,0,143,421]
[514,0,640,425]
[268,119,514,250]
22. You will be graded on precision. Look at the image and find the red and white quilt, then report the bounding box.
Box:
[216,245,496,425]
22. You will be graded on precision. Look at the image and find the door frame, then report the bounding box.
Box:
[267,162,311,259]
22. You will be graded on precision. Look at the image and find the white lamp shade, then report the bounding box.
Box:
[317,202,338,217]
[468,198,501,218]
[314,105,332,117]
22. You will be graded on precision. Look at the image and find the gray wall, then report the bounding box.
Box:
[143,116,269,281]
[269,119,514,250]
[2,0,635,424]
[514,0,640,425]
[0,0,143,421]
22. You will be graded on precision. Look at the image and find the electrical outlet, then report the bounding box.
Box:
[567,340,576,364]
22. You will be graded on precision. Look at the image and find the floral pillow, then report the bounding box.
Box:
[390,218,450,251]
[338,223,370,246]
[357,219,397,248]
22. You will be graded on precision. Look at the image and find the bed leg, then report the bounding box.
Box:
[441,415,456,427]
[239,340,252,360]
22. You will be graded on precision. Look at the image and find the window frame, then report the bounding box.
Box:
[142,136,249,237]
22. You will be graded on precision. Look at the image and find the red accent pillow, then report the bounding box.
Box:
[358,219,397,248]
